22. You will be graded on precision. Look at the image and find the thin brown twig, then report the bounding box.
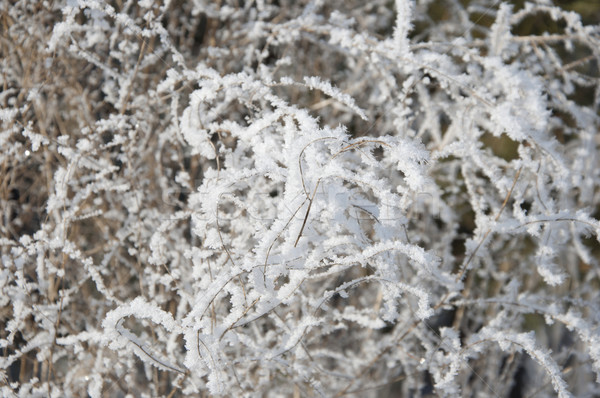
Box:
[455,166,522,282]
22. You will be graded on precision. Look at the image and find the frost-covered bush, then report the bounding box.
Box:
[1,0,600,396]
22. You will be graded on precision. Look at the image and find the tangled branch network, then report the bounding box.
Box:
[1,0,599,396]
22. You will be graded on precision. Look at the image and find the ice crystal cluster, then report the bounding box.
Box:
[1,0,600,396]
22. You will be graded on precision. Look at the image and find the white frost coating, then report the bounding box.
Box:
[102,298,183,373]
[303,76,367,120]
[489,3,514,56]
[393,0,414,57]
[102,297,181,333]
[0,108,18,122]
[535,245,567,286]
[473,327,573,398]
[6,0,600,396]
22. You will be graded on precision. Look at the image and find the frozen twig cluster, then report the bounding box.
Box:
[1,0,599,396]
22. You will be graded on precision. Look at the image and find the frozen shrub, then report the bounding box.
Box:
[1,0,599,396]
